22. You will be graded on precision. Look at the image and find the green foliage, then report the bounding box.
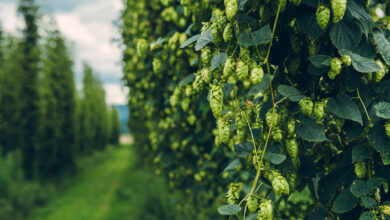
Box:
[108,106,121,145]
[39,30,76,179]
[0,35,23,155]
[121,0,221,217]
[0,151,50,220]
[218,204,241,215]
[0,0,115,217]
[121,0,390,219]
[77,64,108,153]
[18,0,41,180]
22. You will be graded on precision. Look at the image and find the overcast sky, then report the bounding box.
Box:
[0,0,128,105]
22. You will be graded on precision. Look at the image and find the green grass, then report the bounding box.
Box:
[28,145,179,220]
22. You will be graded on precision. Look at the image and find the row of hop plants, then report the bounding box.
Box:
[122,0,390,219]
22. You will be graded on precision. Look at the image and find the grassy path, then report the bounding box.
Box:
[30,145,131,220]
[29,145,179,220]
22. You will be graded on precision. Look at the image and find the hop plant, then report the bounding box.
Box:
[308,40,320,56]
[201,68,212,84]
[192,75,204,91]
[273,0,287,12]
[286,171,298,192]
[354,161,366,179]
[225,0,237,21]
[331,57,343,73]
[375,60,386,83]
[226,182,242,204]
[341,55,352,66]
[223,57,235,80]
[253,154,260,170]
[201,47,212,65]
[289,0,301,6]
[210,23,220,44]
[316,4,330,30]
[240,48,250,61]
[314,99,327,121]
[235,112,247,130]
[272,175,290,196]
[247,196,258,213]
[292,157,300,171]
[213,9,227,30]
[328,57,343,79]
[272,127,283,142]
[223,23,233,42]
[136,39,149,58]
[181,98,190,111]
[170,87,180,107]
[153,58,162,73]
[257,200,273,220]
[287,119,295,136]
[266,110,279,127]
[210,84,223,118]
[382,205,390,216]
[385,121,390,138]
[185,85,192,97]
[236,60,249,80]
[286,138,298,158]
[290,34,301,54]
[299,97,313,116]
[250,66,264,84]
[218,118,231,143]
[331,0,347,23]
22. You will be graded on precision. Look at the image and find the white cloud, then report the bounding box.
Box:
[0,2,23,35]
[103,84,129,105]
[0,0,126,105]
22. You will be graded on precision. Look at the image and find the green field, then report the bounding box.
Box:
[29,145,178,220]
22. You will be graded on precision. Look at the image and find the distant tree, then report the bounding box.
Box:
[38,29,76,179]
[78,64,108,153]
[18,0,41,179]
[94,80,108,150]
[109,105,120,145]
[0,34,25,158]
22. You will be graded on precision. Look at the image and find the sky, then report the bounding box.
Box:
[0,0,128,105]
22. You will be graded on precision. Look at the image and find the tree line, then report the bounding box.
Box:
[0,0,120,181]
